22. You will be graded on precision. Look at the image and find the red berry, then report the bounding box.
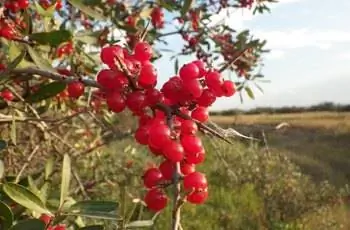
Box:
[180,120,198,135]
[18,0,29,9]
[106,91,126,113]
[159,160,175,180]
[135,126,150,145]
[138,114,152,126]
[96,69,115,90]
[0,26,15,40]
[145,88,164,106]
[185,149,205,164]
[126,91,147,113]
[134,42,153,61]
[67,81,84,98]
[183,79,203,98]
[191,106,209,122]
[100,45,124,66]
[192,60,206,78]
[144,188,168,212]
[222,80,236,97]
[180,162,195,176]
[186,189,208,204]
[148,123,171,149]
[179,63,199,81]
[138,64,157,88]
[163,141,184,162]
[183,172,207,191]
[198,89,216,107]
[53,224,66,230]
[149,144,163,156]
[181,135,203,155]
[39,214,52,225]
[0,89,14,101]
[143,168,163,188]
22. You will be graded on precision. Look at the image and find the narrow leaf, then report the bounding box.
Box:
[67,0,106,20]
[181,0,194,16]
[45,157,54,180]
[125,220,154,228]
[26,82,66,103]
[34,1,56,17]
[79,226,105,230]
[0,200,13,230]
[30,30,72,47]
[66,201,119,220]
[27,176,42,200]
[7,50,26,70]
[3,183,51,214]
[60,154,71,208]
[245,86,255,99]
[26,46,54,71]
[10,116,16,146]
[0,160,4,179]
[174,58,179,74]
[9,219,45,230]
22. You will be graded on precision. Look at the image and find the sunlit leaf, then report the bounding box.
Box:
[125,220,154,228]
[245,86,255,99]
[68,0,106,20]
[60,154,71,209]
[181,0,193,16]
[26,46,54,71]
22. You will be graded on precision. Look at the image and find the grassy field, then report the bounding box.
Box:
[212,112,350,187]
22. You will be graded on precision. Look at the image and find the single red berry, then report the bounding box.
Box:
[18,0,29,9]
[134,41,153,61]
[100,45,124,66]
[138,64,157,88]
[113,71,129,89]
[96,69,115,90]
[106,91,126,113]
[148,123,171,149]
[191,106,209,122]
[138,114,153,126]
[39,214,52,225]
[180,120,198,135]
[67,81,84,98]
[149,144,163,156]
[55,0,63,10]
[144,188,168,212]
[145,88,164,106]
[143,168,163,188]
[126,91,147,113]
[180,162,195,176]
[180,135,203,155]
[222,80,236,97]
[192,60,206,78]
[0,89,14,101]
[185,149,205,164]
[183,79,203,99]
[163,141,184,162]
[183,172,207,191]
[159,160,175,180]
[186,189,208,204]
[179,63,199,81]
[0,26,16,40]
[52,224,66,230]
[135,125,150,145]
[0,63,6,71]
[198,89,216,107]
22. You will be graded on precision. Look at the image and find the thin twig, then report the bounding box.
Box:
[15,145,40,183]
[171,162,182,230]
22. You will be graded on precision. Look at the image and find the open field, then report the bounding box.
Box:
[212,112,350,187]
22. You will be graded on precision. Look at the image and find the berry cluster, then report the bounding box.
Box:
[0,89,14,102]
[0,20,16,40]
[39,214,66,230]
[4,0,29,13]
[57,41,74,58]
[151,7,165,29]
[239,0,254,8]
[39,0,63,10]
[87,39,236,212]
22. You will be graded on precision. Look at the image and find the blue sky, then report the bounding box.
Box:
[154,0,350,110]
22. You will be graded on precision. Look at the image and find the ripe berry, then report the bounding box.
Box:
[145,88,164,106]
[191,106,209,122]
[192,60,206,78]
[222,80,236,97]
[126,91,147,113]
[52,224,66,230]
[180,120,198,135]
[148,123,171,149]
[0,26,16,40]
[143,168,163,188]
[106,91,126,113]
[100,45,124,66]
[179,63,199,81]
[135,126,150,145]
[198,89,216,107]
[163,141,184,162]
[96,69,115,90]
[186,189,208,204]
[134,42,153,61]
[183,172,207,191]
[159,160,175,180]
[183,79,203,98]
[67,81,84,98]
[185,149,205,164]
[149,144,163,156]
[138,64,157,88]
[144,188,168,212]
[181,135,203,155]
[39,214,52,225]
[18,0,29,9]
[180,162,195,176]
[0,89,14,101]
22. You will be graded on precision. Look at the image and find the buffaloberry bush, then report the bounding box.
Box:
[0,1,348,230]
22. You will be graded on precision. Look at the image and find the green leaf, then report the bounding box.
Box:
[34,1,56,17]
[67,0,106,20]
[181,0,194,16]
[45,157,54,180]
[10,116,16,146]
[2,183,51,215]
[26,82,66,103]
[29,30,72,47]
[7,50,26,70]
[0,160,4,179]
[125,220,154,228]
[0,140,7,151]
[9,219,45,230]
[27,176,42,200]
[245,86,255,99]
[66,201,119,220]
[26,46,54,71]
[158,0,175,11]
[0,200,13,230]
[75,31,102,44]
[60,154,71,209]
[79,226,105,230]
[174,58,179,74]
